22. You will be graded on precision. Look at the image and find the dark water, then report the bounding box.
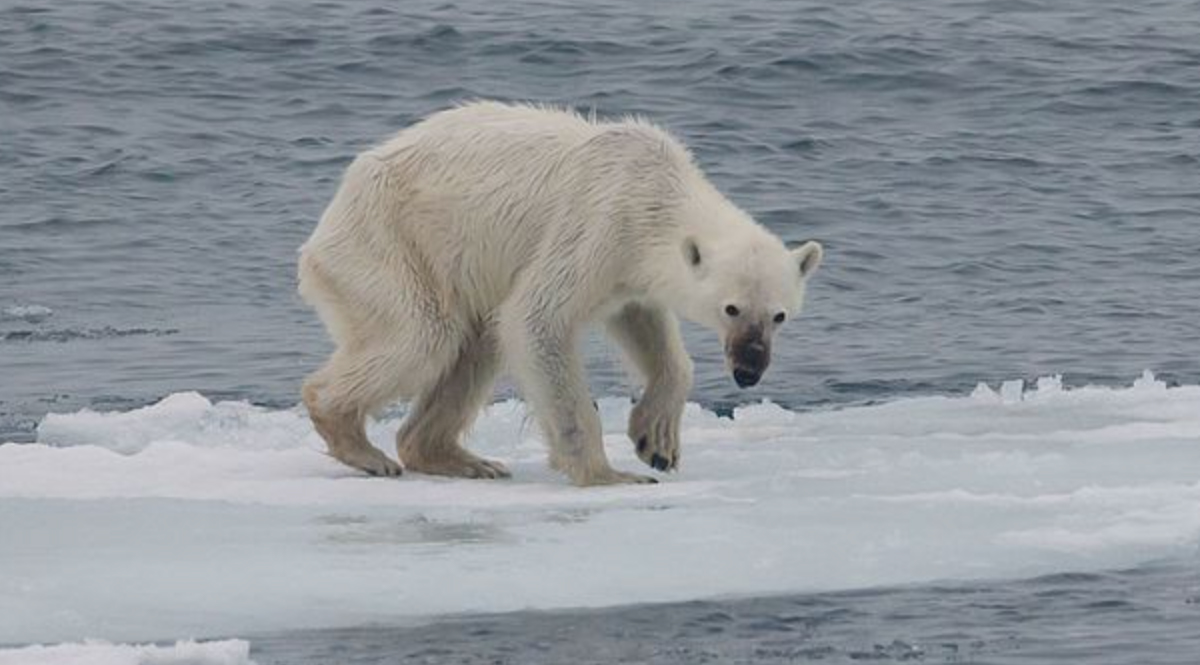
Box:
[3,0,1200,441]
[2,0,1200,659]
[250,561,1200,665]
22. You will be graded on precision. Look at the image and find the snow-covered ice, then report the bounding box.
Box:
[2,372,1199,646]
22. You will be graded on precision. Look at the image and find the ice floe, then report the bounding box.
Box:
[1,372,1198,645]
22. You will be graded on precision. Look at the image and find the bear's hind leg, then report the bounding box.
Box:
[305,331,458,477]
[303,346,412,476]
[396,326,511,479]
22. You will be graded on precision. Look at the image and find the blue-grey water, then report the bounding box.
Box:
[1,0,1199,661]
[248,562,1200,665]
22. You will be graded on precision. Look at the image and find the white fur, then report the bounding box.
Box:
[298,101,822,485]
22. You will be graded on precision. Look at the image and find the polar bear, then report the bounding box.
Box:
[298,102,822,486]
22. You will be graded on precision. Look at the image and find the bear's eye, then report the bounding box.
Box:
[774,312,787,324]
[684,239,701,267]
[724,305,740,317]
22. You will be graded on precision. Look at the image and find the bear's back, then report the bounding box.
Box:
[318,102,702,314]
[370,102,600,166]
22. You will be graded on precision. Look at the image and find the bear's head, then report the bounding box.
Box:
[678,233,823,388]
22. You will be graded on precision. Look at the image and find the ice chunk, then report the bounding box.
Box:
[970,381,999,402]
[1000,378,1025,403]
[1132,369,1166,391]
[36,392,326,455]
[1034,374,1063,397]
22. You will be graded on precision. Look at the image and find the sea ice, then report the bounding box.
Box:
[1,373,1198,647]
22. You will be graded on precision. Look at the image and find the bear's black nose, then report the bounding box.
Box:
[733,368,761,388]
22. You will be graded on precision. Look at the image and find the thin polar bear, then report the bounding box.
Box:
[298,101,823,486]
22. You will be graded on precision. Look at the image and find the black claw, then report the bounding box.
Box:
[646,476,659,484]
[650,453,669,471]
[637,436,648,454]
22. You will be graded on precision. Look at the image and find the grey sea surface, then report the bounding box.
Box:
[248,562,1200,665]
[2,0,1200,661]
[3,0,1199,439]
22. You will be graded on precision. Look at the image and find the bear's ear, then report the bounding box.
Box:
[787,240,823,278]
[683,238,702,269]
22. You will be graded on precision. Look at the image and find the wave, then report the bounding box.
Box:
[0,640,252,665]
[1,326,179,343]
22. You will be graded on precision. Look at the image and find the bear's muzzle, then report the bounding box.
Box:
[728,328,770,388]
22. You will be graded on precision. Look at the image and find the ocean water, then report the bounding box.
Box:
[4,0,1200,438]
[249,562,1200,665]
[1,0,1199,662]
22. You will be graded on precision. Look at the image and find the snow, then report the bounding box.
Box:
[0,640,253,665]
[2,372,1199,648]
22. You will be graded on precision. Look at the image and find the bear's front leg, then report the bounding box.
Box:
[607,302,693,472]
[628,383,688,472]
[500,298,657,487]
